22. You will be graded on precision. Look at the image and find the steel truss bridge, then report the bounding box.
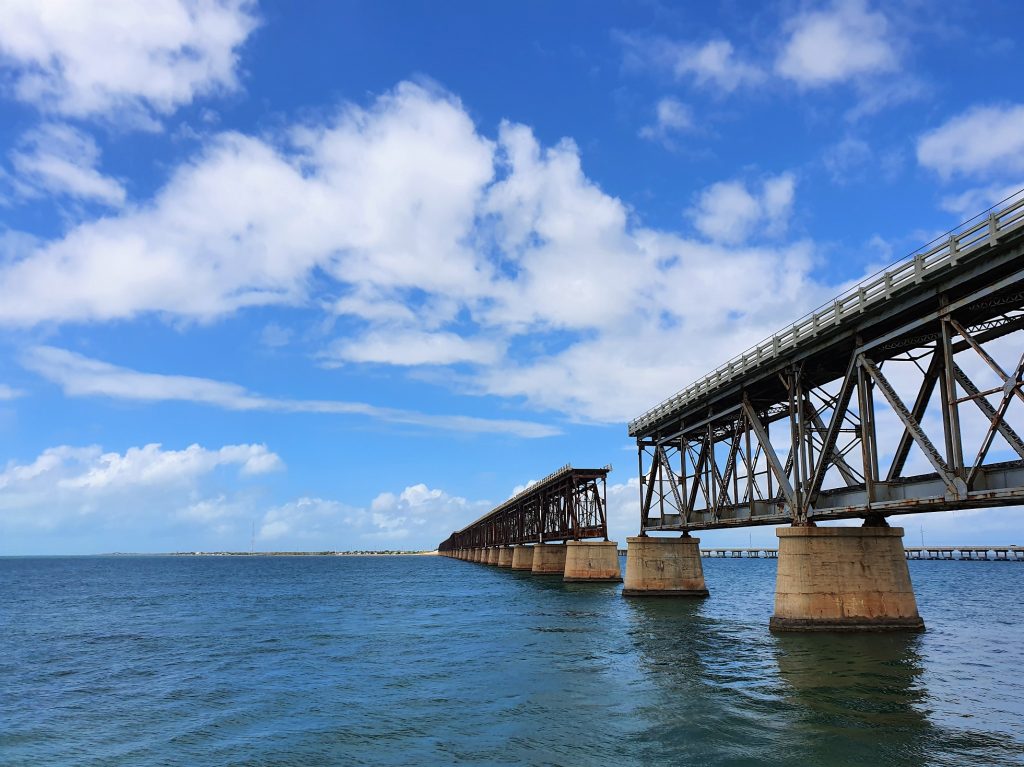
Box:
[630,192,1024,532]
[437,465,611,552]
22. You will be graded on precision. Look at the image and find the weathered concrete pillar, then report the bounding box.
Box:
[622,536,708,596]
[511,545,535,570]
[563,540,622,582]
[531,543,567,575]
[497,546,514,568]
[486,547,500,565]
[770,525,924,632]
[473,548,484,563]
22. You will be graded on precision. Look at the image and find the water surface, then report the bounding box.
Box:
[2,555,1022,766]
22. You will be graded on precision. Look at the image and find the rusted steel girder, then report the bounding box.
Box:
[632,193,1024,532]
[437,465,611,552]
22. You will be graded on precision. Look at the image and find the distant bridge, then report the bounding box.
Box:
[437,465,611,551]
[630,192,1024,532]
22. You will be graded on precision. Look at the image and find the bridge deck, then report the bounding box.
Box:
[631,194,1024,438]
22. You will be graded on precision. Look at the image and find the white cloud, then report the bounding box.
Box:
[917,104,1024,179]
[0,83,493,325]
[0,0,258,123]
[776,0,897,87]
[3,81,831,425]
[623,36,762,92]
[0,384,23,400]
[327,329,503,366]
[258,483,489,547]
[939,183,1024,218]
[22,345,560,438]
[9,123,125,205]
[258,322,292,348]
[639,97,693,145]
[667,39,762,92]
[689,173,796,244]
[823,136,873,183]
[0,441,279,539]
[56,442,281,489]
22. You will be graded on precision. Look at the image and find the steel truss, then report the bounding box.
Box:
[633,196,1024,532]
[438,465,611,551]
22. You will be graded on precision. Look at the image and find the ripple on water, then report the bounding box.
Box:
[1,555,1022,766]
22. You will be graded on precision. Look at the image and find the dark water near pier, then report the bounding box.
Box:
[2,555,1023,766]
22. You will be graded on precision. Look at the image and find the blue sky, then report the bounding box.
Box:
[1,0,1023,554]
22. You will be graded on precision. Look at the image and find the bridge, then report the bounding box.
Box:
[441,191,1024,630]
[623,190,1024,629]
[437,465,622,580]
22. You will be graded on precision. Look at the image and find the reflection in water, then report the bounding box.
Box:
[621,597,798,764]
[774,633,932,764]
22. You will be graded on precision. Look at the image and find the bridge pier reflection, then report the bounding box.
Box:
[773,632,931,761]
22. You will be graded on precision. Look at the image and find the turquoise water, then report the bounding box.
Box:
[2,555,1022,766]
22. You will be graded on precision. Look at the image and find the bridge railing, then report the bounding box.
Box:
[629,189,1024,435]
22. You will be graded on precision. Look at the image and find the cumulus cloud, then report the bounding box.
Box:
[0,0,258,123]
[9,123,126,205]
[689,173,796,244]
[22,345,560,438]
[639,97,693,145]
[939,183,1024,218]
[0,83,492,325]
[917,104,1024,179]
[622,35,762,92]
[2,81,832,424]
[0,384,24,400]
[776,0,897,87]
[0,441,280,492]
[56,442,282,489]
[258,483,490,547]
[0,441,281,549]
[327,329,503,367]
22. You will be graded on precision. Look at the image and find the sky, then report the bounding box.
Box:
[1,0,1023,554]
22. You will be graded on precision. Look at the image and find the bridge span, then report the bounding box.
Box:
[437,465,622,581]
[440,192,1024,631]
[621,191,1024,629]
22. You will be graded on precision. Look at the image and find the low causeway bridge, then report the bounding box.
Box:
[440,191,1024,631]
[692,546,1023,560]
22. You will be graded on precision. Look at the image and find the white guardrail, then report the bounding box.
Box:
[628,190,1024,436]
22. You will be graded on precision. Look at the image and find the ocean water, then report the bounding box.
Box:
[2,555,1022,766]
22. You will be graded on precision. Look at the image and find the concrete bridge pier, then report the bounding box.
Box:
[622,535,708,596]
[770,524,925,632]
[474,548,485,563]
[486,547,500,565]
[531,543,567,575]
[497,546,514,568]
[564,540,622,582]
[511,545,535,570]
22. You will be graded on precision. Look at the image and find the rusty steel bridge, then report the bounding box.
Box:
[630,192,1024,533]
[437,465,611,552]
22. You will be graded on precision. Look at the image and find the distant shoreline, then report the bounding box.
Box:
[169,550,439,557]
[47,550,442,558]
